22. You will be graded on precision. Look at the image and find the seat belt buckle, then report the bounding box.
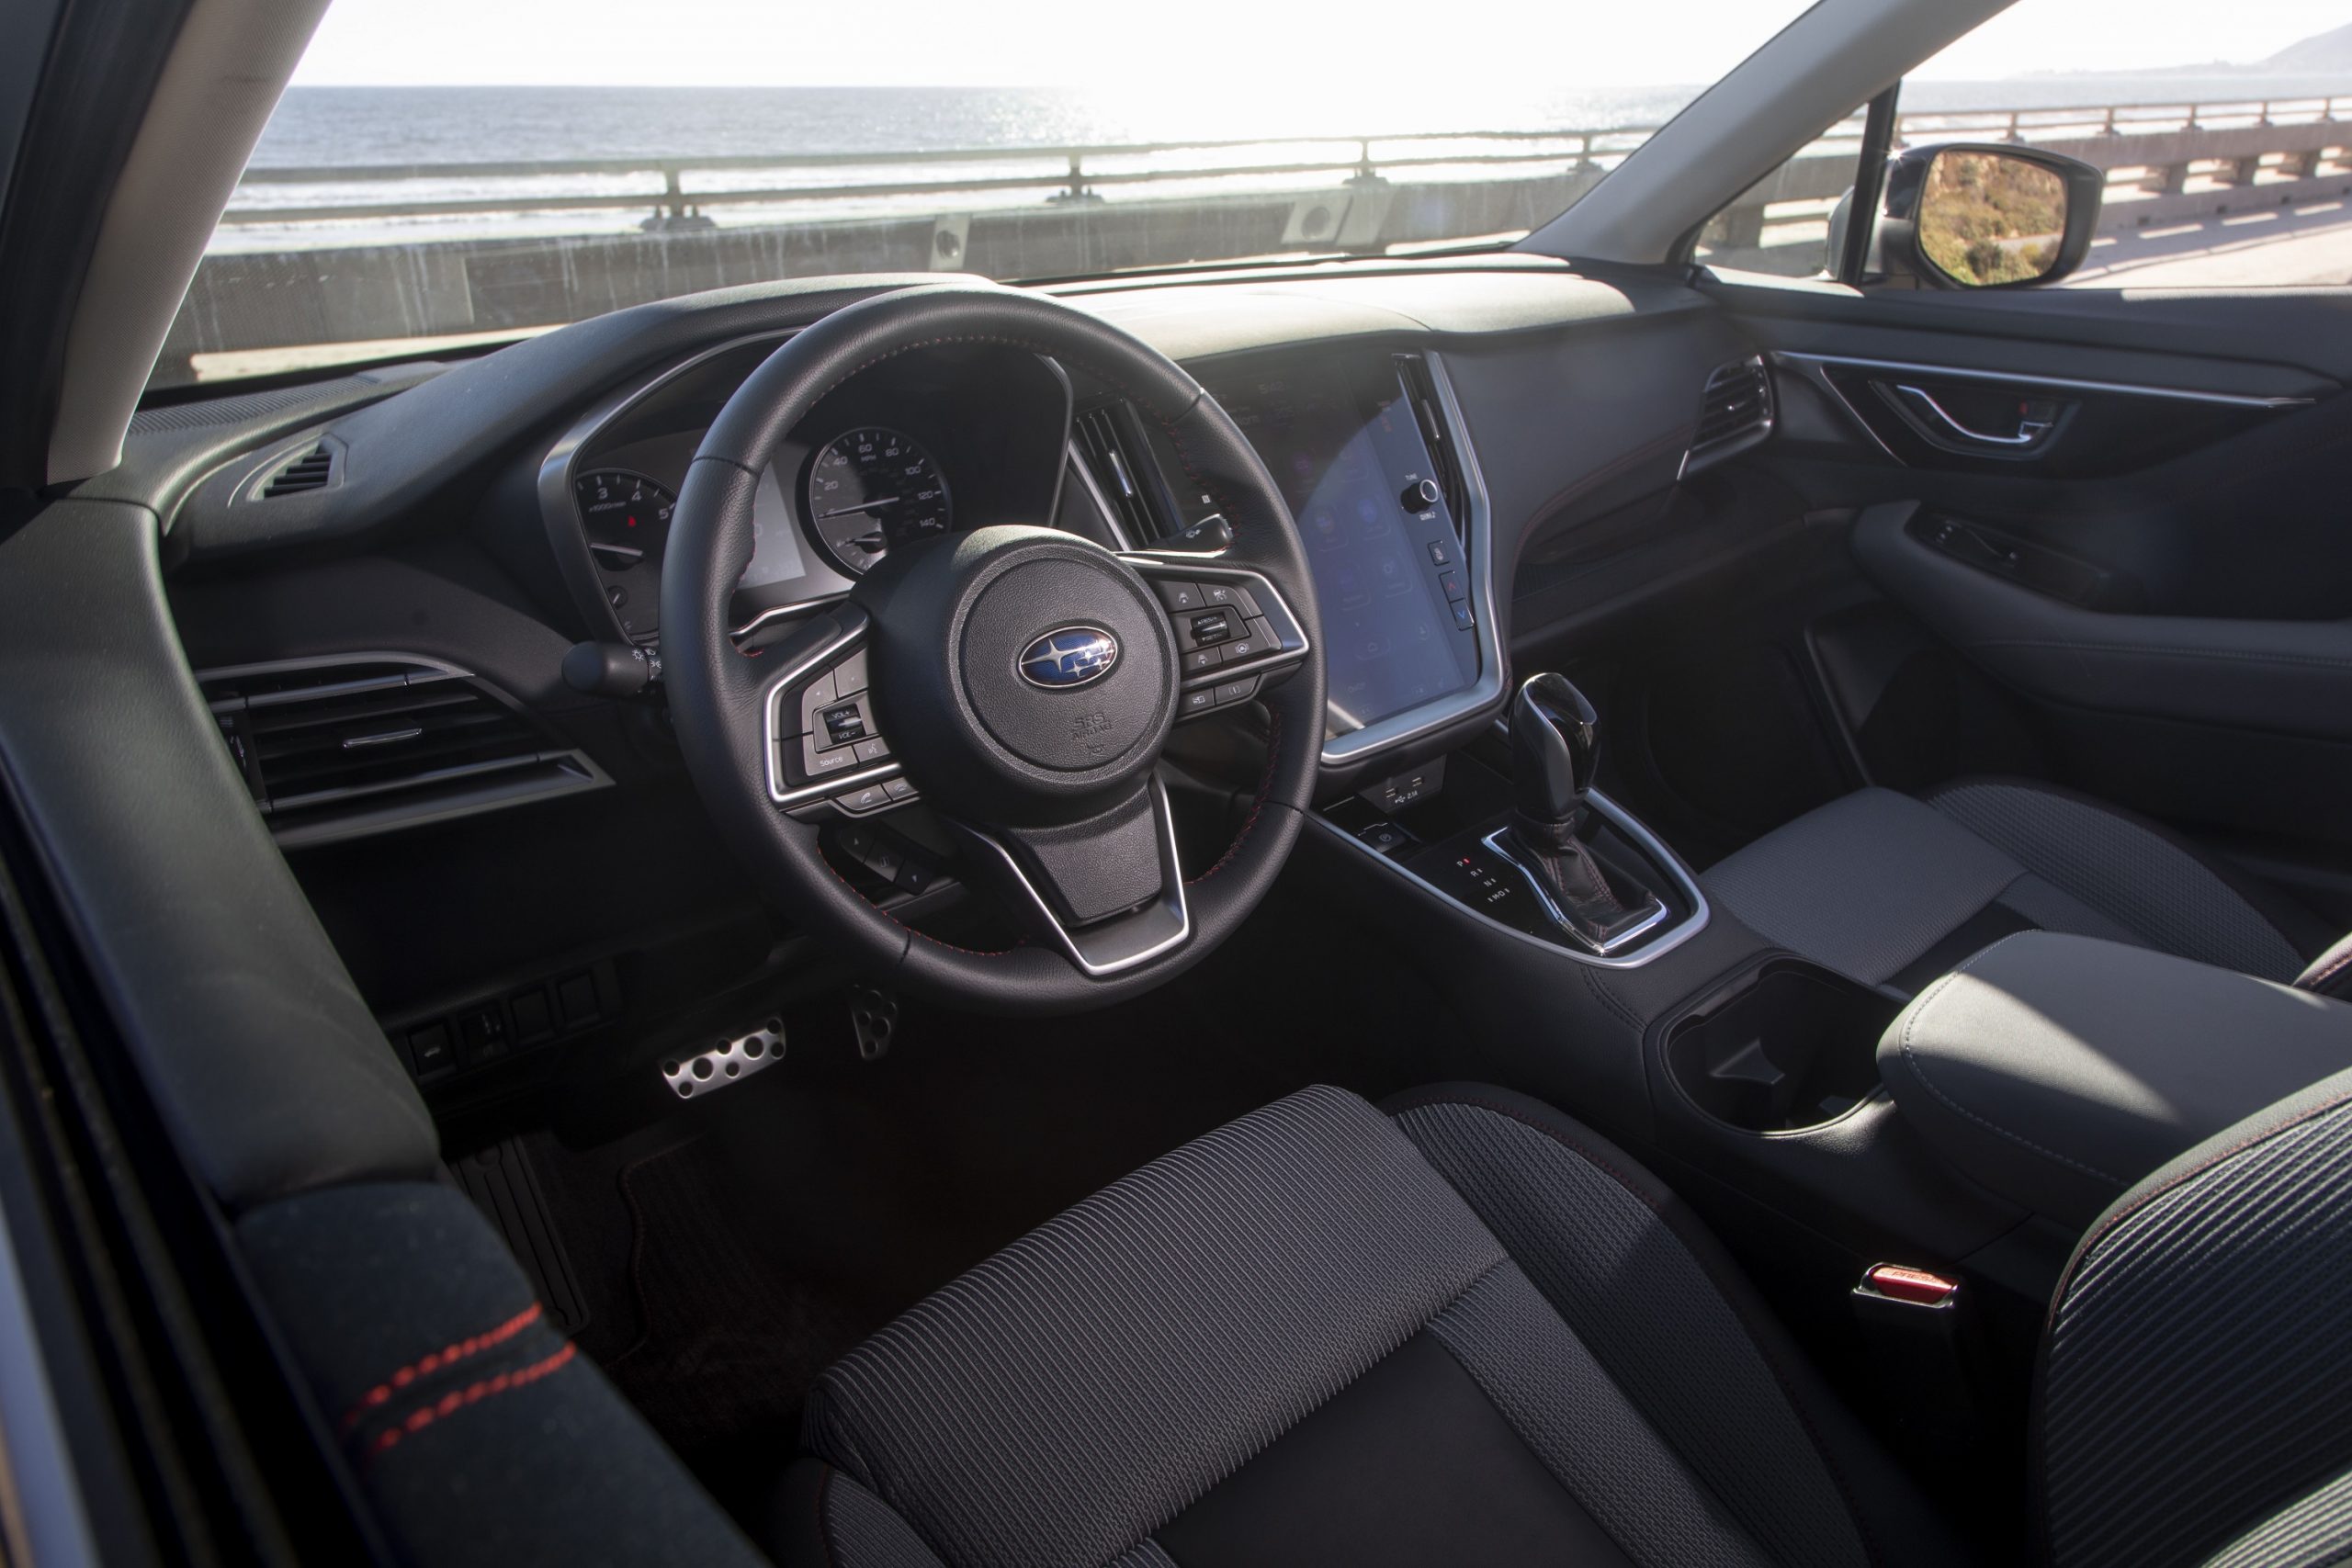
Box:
[1852,1263,1979,1458]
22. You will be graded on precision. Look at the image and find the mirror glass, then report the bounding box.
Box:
[1917,150,2068,287]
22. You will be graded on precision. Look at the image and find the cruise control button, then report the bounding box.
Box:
[1200,581,1258,615]
[1213,676,1260,706]
[1221,632,1261,662]
[1183,647,1221,675]
[1181,687,1217,716]
[854,737,891,763]
[1153,580,1205,613]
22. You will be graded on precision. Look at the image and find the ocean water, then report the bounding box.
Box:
[218,74,2352,251]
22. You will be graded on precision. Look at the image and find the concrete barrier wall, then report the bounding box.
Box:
[159,112,2352,378]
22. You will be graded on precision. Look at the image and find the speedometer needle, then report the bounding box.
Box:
[818,497,901,519]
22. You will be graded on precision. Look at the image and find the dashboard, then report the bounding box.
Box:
[536,326,1498,767]
[144,262,1756,1070]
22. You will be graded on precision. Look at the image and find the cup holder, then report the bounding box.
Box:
[1662,959,1900,1133]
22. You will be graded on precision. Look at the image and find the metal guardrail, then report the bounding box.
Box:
[221,96,2352,234]
[223,127,1645,228]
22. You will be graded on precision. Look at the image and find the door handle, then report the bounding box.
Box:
[1892,383,2056,448]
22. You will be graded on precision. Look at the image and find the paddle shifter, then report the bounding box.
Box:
[1497,673,1666,954]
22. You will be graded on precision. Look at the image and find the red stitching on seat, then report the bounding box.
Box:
[341,1303,542,1432]
[363,1341,578,1461]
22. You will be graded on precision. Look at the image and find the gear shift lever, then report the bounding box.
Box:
[1497,673,1664,953]
[1510,672,1601,838]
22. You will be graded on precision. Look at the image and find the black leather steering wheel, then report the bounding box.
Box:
[662,285,1325,1013]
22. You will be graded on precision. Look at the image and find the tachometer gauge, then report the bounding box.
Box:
[803,426,952,575]
[572,468,674,642]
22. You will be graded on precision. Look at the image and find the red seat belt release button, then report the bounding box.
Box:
[1862,1263,1960,1307]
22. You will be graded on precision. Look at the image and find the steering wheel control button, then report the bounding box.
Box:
[1182,648,1221,675]
[836,783,892,815]
[820,701,868,746]
[1181,687,1217,716]
[1153,580,1204,613]
[804,741,858,777]
[1213,676,1260,707]
[831,648,869,697]
[853,737,892,763]
[883,777,919,801]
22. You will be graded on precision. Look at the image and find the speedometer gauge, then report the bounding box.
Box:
[572,468,674,643]
[803,426,952,575]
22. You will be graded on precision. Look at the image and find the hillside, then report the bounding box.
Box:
[2263,19,2352,73]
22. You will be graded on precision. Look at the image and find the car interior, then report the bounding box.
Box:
[5,0,2352,1563]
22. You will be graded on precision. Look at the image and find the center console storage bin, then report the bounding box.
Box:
[1880,931,2352,1229]
[1662,958,1900,1133]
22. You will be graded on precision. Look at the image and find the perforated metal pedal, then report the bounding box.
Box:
[662,1017,784,1100]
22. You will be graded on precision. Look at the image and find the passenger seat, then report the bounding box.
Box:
[1703,777,2352,997]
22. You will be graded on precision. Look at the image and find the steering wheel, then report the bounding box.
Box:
[662,285,1326,1014]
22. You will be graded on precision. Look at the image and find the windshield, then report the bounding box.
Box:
[155,0,1824,389]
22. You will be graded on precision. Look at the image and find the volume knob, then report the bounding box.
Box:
[1400,478,1443,513]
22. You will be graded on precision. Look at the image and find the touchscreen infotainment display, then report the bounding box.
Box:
[1189,357,1479,734]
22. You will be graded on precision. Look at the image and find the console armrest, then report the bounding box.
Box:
[1878,932,2352,1230]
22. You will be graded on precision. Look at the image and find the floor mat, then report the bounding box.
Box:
[600,1135,865,1458]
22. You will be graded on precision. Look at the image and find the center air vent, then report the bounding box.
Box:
[200,657,607,847]
[248,436,343,501]
[1682,355,1775,478]
[1073,403,1169,545]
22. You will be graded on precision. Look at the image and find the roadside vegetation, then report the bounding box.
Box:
[1920,151,2064,285]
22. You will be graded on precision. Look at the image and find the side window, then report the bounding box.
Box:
[1691,108,1874,279]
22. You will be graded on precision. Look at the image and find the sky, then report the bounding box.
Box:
[285,0,2352,88]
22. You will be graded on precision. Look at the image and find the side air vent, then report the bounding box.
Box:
[200,657,608,847]
[249,435,344,500]
[1394,354,1470,543]
[1681,355,1775,478]
[1072,402,1168,545]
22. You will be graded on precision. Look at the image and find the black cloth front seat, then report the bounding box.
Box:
[766,1077,2352,1568]
[1703,778,2349,997]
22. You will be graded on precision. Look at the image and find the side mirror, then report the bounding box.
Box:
[1873,143,2104,289]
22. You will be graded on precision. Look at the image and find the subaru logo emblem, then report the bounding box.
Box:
[1018,626,1121,690]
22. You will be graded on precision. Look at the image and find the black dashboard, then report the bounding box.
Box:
[138,259,1758,1096]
